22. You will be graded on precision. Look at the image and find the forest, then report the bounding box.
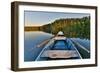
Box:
[41,16,90,39]
[24,16,90,39]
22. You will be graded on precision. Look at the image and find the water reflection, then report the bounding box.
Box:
[24,31,90,61]
[24,31,53,61]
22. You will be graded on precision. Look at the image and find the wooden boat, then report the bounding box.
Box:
[35,31,82,61]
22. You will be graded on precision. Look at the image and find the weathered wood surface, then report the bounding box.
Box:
[41,50,78,58]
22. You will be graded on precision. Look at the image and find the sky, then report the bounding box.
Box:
[24,11,90,26]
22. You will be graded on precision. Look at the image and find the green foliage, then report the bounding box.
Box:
[42,16,90,39]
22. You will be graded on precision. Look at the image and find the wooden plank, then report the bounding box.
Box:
[41,50,78,58]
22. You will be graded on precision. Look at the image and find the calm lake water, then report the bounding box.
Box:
[24,31,90,61]
[24,31,53,61]
[71,38,90,51]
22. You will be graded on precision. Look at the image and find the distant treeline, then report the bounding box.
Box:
[42,16,90,39]
[25,26,41,31]
[25,16,90,39]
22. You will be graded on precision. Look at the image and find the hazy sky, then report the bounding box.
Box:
[24,11,90,26]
